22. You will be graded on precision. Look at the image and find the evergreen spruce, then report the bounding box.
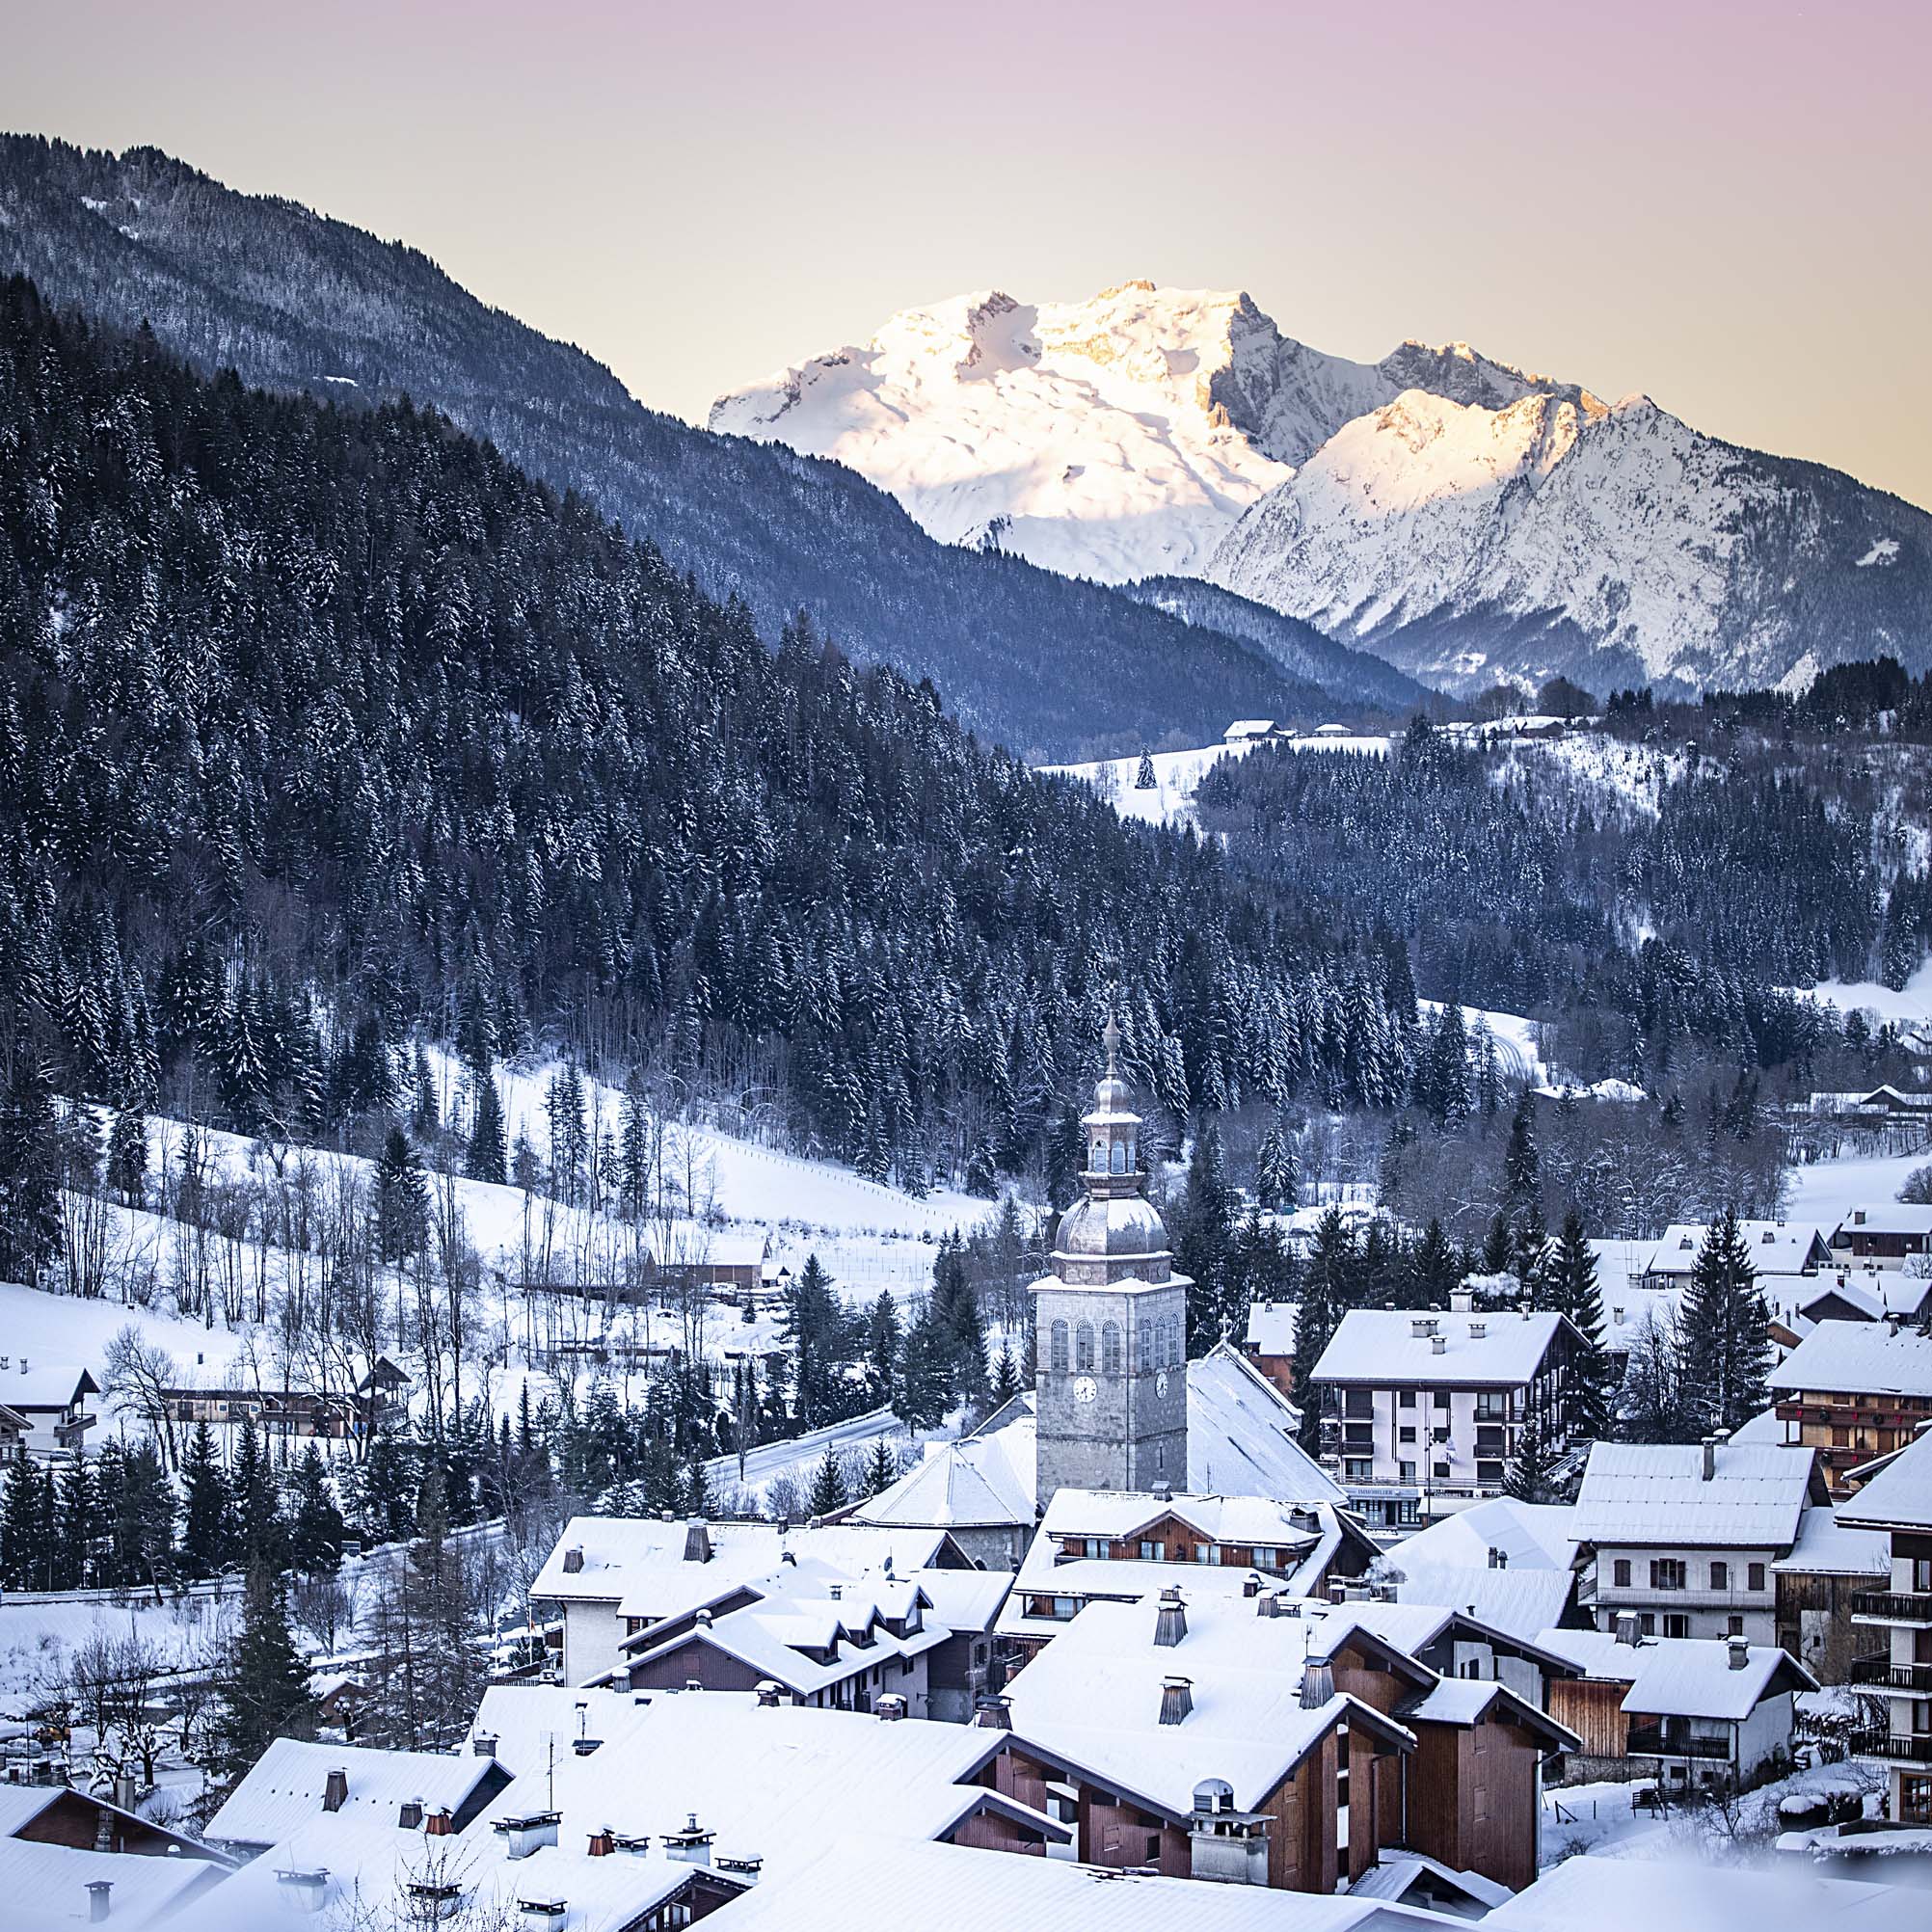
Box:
[104,1102,148,1207]
[287,1442,347,1574]
[988,1341,1022,1409]
[1254,1120,1300,1211]
[178,1419,232,1580]
[0,1042,65,1283]
[862,1437,899,1498]
[1544,1210,1616,1438]
[806,1444,849,1516]
[1135,751,1157,790]
[781,1255,846,1428]
[374,1124,430,1260]
[466,1072,508,1186]
[1504,1394,1561,1504]
[864,1292,901,1409]
[1677,1208,1771,1436]
[1293,1209,1355,1451]
[214,1564,315,1778]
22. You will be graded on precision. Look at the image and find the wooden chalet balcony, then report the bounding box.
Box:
[1850,1729,1932,1764]
[1851,1590,1932,1625]
[1848,1657,1932,1693]
[1625,1727,1731,1761]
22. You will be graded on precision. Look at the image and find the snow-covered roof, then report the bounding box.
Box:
[1225,718,1276,738]
[1586,1239,1655,1290]
[850,1431,1034,1530]
[1572,1439,1821,1547]
[1186,1344,1345,1501]
[3,1364,97,1410]
[1836,1425,1932,1531]
[1345,1852,1514,1911]
[711,1833,1428,1932]
[1382,1495,1578,1572]
[1244,1299,1298,1355]
[1532,1628,1815,1720]
[1768,1319,1932,1398]
[1832,1202,1932,1238]
[1771,1506,1893,1576]
[1313,1310,1569,1388]
[530,1515,944,1609]
[1003,1593,1410,1816]
[1381,1561,1577,1644]
[1596,1283,1679,1347]
[0,1835,223,1930]
[1037,1488,1326,1548]
[1646,1221,1831,1277]
[203,1736,505,1848]
[1484,1849,1893,1932]
[467,1685,657,1773]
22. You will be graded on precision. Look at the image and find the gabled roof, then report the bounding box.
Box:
[1313,1310,1571,1388]
[1244,1300,1298,1355]
[1836,1425,1932,1532]
[1571,1440,1823,1547]
[0,1835,224,1930]
[1832,1202,1932,1237]
[1532,1628,1816,1720]
[1646,1221,1831,1276]
[1484,1849,1894,1932]
[1398,1675,1580,1752]
[1769,1319,1932,1398]
[4,1364,98,1410]
[203,1737,506,1847]
[1384,1494,1579,1571]
[1002,1593,1414,1817]
[849,1430,1034,1530]
[1185,1344,1346,1502]
[1770,1506,1892,1576]
[1381,1561,1576,1644]
[1037,1488,1327,1549]
[1322,1595,1581,1679]
[1346,1852,1514,1913]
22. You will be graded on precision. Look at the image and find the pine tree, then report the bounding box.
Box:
[105,1102,148,1207]
[466,1070,508,1185]
[1502,1092,1541,1210]
[1135,750,1157,790]
[214,1564,315,1777]
[1411,1219,1462,1308]
[1544,1210,1615,1438]
[898,1303,952,1429]
[230,1412,285,1573]
[806,1443,848,1516]
[989,1341,1022,1409]
[781,1255,845,1428]
[864,1291,901,1408]
[1254,1121,1300,1211]
[0,1455,51,1590]
[930,1243,986,1405]
[410,1042,440,1136]
[1480,1212,1512,1276]
[178,1419,232,1580]
[1677,1207,1771,1436]
[1505,1394,1561,1504]
[374,1124,430,1260]
[52,1457,96,1591]
[286,1442,346,1575]
[862,1437,899,1498]
[1172,1122,1239,1353]
[102,1441,174,1588]
[0,1042,65,1283]
[1293,1209,1355,1451]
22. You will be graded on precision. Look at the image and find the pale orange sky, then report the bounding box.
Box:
[6,0,1928,506]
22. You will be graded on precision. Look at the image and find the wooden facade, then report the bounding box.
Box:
[1547,1676,1630,1763]
[1775,1387,1932,1494]
[1406,1709,1543,1893]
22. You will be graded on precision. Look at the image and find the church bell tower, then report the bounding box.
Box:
[1032,1006,1190,1505]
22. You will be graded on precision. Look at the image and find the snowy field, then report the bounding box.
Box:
[1781,955,1932,1043]
[1498,731,1687,817]
[1038,738,1258,830]
[1785,1147,1930,1232]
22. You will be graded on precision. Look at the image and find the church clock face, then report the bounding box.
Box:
[1155,1369,1168,1397]
[1073,1375,1097,1405]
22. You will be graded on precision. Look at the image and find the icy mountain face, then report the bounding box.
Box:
[1206,388,1932,693]
[715,280,1931,694]
[711,282,1580,585]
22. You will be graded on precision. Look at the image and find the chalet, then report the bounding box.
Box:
[1832,1202,1932,1269]
[847,1423,1037,1570]
[1835,1424,1932,1827]
[1770,1504,1892,1681]
[158,1386,359,1441]
[997,1489,1376,1657]
[356,1355,414,1429]
[647,1227,770,1291]
[1768,1318,1932,1494]
[530,1515,958,1685]
[1309,1309,1582,1522]
[1640,1220,1832,1294]
[0,1363,98,1459]
[1242,1300,1297,1398]
[0,1781,228,1863]
[908,1567,1017,1723]
[1223,719,1277,743]
[1535,1623,1814,1787]
[1001,1586,1573,1895]
[0,1403,28,1464]
[1571,1436,1827,1643]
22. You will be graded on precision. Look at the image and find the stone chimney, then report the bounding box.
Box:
[561,1546,584,1575]
[1701,1436,1717,1481]
[1152,1479,1172,1502]
[87,1880,113,1924]
[684,1520,712,1564]
[323,1767,349,1814]
[398,1799,424,1831]
[1728,1636,1750,1671]
[1158,1676,1194,1726]
[1153,1586,1187,1648]
[973,1695,1012,1730]
[472,1733,498,1759]
[875,1694,907,1722]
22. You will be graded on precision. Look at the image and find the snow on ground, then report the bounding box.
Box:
[1039,738,1258,830]
[1784,1148,1930,1234]
[1782,955,1932,1043]
[1498,731,1686,817]
[1417,1002,1551,1084]
[0,1274,252,1383]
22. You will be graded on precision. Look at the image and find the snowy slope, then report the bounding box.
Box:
[713,281,1931,695]
[711,282,1573,585]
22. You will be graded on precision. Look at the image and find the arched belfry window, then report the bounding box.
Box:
[1049,1321,1068,1375]
[1091,1140,1107,1172]
[1102,1322,1122,1378]
[1075,1323,1096,1372]
[1138,1318,1151,1370]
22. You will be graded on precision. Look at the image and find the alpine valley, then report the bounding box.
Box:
[713,282,1932,697]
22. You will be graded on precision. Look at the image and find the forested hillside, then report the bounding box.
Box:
[0,135,1416,759]
[0,280,1426,1191]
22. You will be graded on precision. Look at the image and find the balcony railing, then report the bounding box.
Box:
[1848,1657,1932,1692]
[1850,1729,1932,1763]
[1625,1727,1732,1760]
[1851,1591,1932,1623]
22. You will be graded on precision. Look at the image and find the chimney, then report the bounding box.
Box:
[87,1881,113,1924]
[1728,1637,1750,1671]
[755,1680,783,1707]
[684,1521,712,1564]
[1701,1436,1717,1481]
[495,1813,561,1861]
[875,1694,907,1722]
[1431,1334,1447,1355]
[1615,1611,1642,1648]
[1468,1321,1487,1339]
[1242,1572,1262,1598]
[398,1799,424,1831]
[472,1733,498,1759]
[425,1807,452,1837]
[275,1869,331,1915]
[1450,1289,1473,1314]
[518,1900,568,1932]
[1255,1592,1279,1619]
[660,1509,676,1523]
[561,1546,584,1575]
[586,1829,614,1859]
[1152,1479,1172,1502]
[1158,1677,1194,1726]
[112,1771,137,1813]
[828,1583,843,1601]
[682,1678,703,1695]
[323,1767,349,1813]
[1153,1586,1187,1648]
[694,1608,712,1627]
[663,1814,714,1866]
[1410,1319,1431,1339]
[973,1695,1012,1730]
